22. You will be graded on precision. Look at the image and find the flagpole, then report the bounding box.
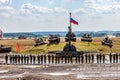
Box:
[68,12,72,46]
[70,12,72,33]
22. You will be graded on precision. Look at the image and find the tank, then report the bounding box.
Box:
[55,43,84,57]
[18,36,27,39]
[34,38,46,46]
[48,35,60,44]
[0,45,11,53]
[65,32,76,42]
[102,37,113,48]
[81,34,92,42]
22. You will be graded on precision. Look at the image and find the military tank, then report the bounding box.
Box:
[48,35,60,44]
[34,38,46,46]
[102,37,113,48]
[65,27,76,42]
[81,34,92,42]
[0,45,11,53]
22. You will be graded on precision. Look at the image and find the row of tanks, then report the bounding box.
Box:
[34,33,113,48]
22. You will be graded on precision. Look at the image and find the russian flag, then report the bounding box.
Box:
[70,18,78,25]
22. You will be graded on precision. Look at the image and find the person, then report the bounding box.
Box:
[21,55,23,64]
[109,53,112,63]
[92,54,94,63]
[30,55,32,64]
[33,55,36,64]
[41,55,43,64]
[103,54,105,63]
[43,55,46,64]
[5,54,8,64]
[37,55,40,64]
[52,55,54,64]
[48,54,51,64]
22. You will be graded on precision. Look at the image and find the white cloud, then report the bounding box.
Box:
[20,3,53,15]
[0,0,15,17]
[73,8,88,14]
[54,7,67,13]
[20,3,68,15]
[84,0,120,14]
[0,0,10,6]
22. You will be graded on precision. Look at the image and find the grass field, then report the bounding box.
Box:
[0,37,120,54]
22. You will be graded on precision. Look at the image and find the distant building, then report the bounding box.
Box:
[0,29,3,39]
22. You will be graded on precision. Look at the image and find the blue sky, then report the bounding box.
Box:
[0,0,120,32]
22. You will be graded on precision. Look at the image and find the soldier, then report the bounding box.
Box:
[61,56,63,64]
[23,55,26,64]
[58,56,60,64]
[116,53,118,63]
[41,55,43,64]
[5,54,8,64]
[13,55,15,64]
[10,55,12,64]
[81,55,84,64]
[51,55,54,64]
[55,55,57,64]
[103,54,105,63]
[43,55,46,64]
[96,54,99,63]
[85,54,87,63]
[99,53,102,63]
[26,55,29,64]
[48,54,51,64]
[21,55,23,64]
[113,54,116,63]
[18,55,20,64]
[109,53,112,63]
[75,56,77,63]
[30,55,32,64]
[33,55,36,64]
[88,54,91,63]
[37,55,40,64]
[92,54,94,63]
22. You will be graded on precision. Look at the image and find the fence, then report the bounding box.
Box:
[5,53,120,65]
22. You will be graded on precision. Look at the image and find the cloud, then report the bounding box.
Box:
[84,0,120,14]
[0,0,11,6]
[20,3,68,15]
[54,7,67,13]
[0,0,16,17]
[73,8,88,14]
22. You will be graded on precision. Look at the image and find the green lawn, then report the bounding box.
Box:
[21,41,120,54]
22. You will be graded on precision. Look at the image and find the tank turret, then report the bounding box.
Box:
[65,27,76,42]
[102,37,113,48]
[34,38,46,46]
[0,45,11,53]
[48,35,60,44]
[81,34,92,42]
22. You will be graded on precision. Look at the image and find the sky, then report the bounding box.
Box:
[0,0,120,32]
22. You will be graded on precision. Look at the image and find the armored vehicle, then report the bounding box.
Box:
[102,37,113,48]
[81,34,92,42]
[48,35,60,44]
[0,45,11,53]
[65,27,76,42]
[34,38,46,46]
[18,36,27,39]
